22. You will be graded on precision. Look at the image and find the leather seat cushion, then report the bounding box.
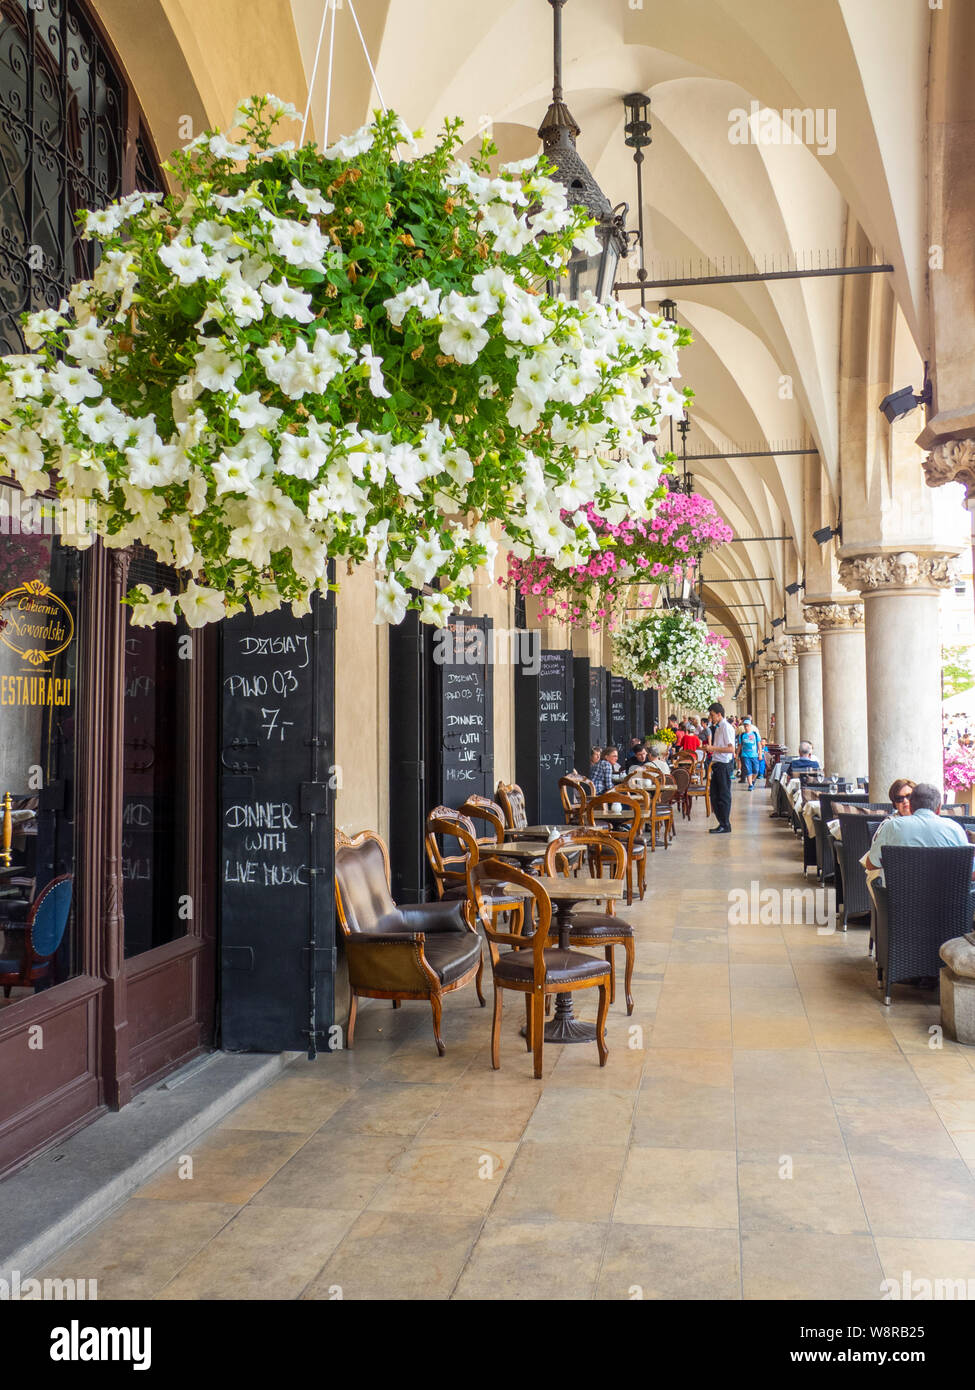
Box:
[565,912,633,939]
[421,932,482,985]
[494,947,610,985]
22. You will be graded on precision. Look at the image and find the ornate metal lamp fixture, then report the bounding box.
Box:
[540,0,628,301]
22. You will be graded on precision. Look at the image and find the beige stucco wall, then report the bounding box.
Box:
[332,565,388,839]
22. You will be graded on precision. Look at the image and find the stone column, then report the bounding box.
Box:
[839,551,960,794]
[783,658,800,752]
[772,665,785,745]
[753,673,768,734]
[764,668,776,737]
[804,602,868,779]
[794,634,825,758]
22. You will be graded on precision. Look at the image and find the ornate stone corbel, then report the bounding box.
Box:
[838,551,960,594]
[923,439,975,498]
[803,602,865,631]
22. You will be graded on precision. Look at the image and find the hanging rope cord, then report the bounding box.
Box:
[299,0,389,150]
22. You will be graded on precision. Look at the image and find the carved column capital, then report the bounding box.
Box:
[770,635,796,665]
[923,438,975,498]
[792,633,821,655]
[838,550,960,594]
[803,602,865,632]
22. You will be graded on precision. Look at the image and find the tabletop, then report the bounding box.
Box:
[485,841,550,860]
[530,875,624,903]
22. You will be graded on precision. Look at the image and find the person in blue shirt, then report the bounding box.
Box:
[787,741,820,777]
[866,782,969,885]
[737,716,765,789]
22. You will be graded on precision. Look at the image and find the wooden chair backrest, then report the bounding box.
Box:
[496,782,529,829]
[459,795,505,847]
[471,859,550,978]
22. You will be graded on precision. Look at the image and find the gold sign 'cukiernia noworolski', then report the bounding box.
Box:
[0,579,74,667]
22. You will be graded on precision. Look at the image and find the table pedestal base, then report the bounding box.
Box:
[544,999,597,1044]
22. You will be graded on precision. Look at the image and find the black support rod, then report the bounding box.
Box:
[615,263,894,291]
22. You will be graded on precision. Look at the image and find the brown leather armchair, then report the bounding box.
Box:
[335,830,485,1056]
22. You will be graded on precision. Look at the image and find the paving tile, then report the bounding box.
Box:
[595,1224,740,1299]
[452,1219,606,1299]
[614,1147,739,1228]
[738,1153,868,1234]
[491,1140,624,1223]
[850,1153,975,1238]
[303,1210,483,1300]
[155,1205,356,1300]
[741,1232,885,1300]
[633,1080,736,1150]
[367,1139,516,1215]
[249,1132,408,1211]
[32,1200,238,1300]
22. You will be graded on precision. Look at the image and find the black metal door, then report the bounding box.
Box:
[388,611,434,903]
[589,666,607,748]
[607,673,628,750]
[436,615,494,808]
[219,594,336,1055]
[538,649,574,822]
[573,656,591,773]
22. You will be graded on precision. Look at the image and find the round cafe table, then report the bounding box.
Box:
[528,874,624,1044]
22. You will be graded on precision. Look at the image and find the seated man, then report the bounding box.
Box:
[866,782,968,886]
[787,741,821,776]
[592,746,622,795]
[625,743,648,770]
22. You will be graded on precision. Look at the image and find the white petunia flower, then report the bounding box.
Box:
[421,591,453,627]
[228,392,282,429]
[178,580,226,627]
[129,585,178,627]
[289,179,334,215]
[48,362,101,404]
[438,319,488,365]
[159,238,215,285]
[360,344,390,399]
[324,124,374,160]
[374,576,409,625]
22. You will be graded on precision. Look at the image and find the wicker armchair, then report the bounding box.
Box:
[873,844,975,1005]
[813,792,869,883]
[832,809,890,929]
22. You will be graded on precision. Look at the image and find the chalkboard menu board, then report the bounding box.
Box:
[608,673,628,750]
[538,649,573,821]
[220,595,335,1055]
[589,665,607,748]
[437,616,494,808]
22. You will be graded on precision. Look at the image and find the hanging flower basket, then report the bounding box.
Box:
[501,485,731,630]
[612,609,724,707]
[0,95,691,627]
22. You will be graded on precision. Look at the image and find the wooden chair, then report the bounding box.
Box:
[425,809,529,929]
[424,805,477,900]
[648,780,677,850]
[470,859,609,1078]
[0,874,72,998]
[459,794,506,849]
[683,760,711,819]
[496,781,530,834]
[584,790,646,906]
[334,830,484,1056]
[543,830,635,1014]
[559,776,589,825]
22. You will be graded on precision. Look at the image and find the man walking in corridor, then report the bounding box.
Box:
[708,701,736,834]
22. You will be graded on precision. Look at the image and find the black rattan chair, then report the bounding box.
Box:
[813,792,869,884]
[833,809,890,930]
[873,844,975,1005]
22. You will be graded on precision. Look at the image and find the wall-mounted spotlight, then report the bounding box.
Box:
[771,616,785,628]
[812,523,840,546]
[785,580,805,596]
[879,371,931,425]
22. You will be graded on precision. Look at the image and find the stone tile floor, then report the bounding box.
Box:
[36,786,975,1299]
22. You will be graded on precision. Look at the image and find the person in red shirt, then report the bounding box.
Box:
[681,728,702,755]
